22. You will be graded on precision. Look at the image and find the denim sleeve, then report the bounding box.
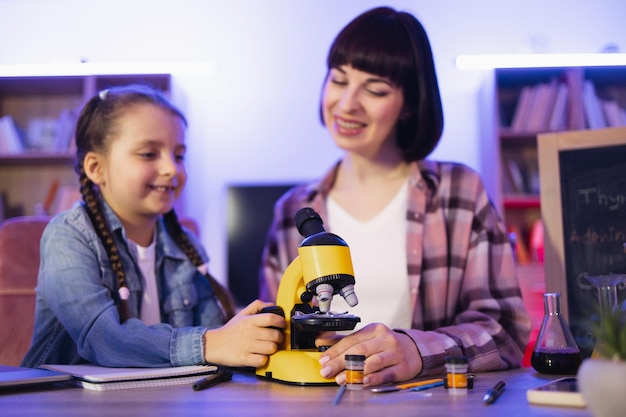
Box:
[38,215,207,367]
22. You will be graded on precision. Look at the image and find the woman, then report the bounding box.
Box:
[259,7,530,386]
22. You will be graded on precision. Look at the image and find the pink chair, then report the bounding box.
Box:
[0,215,201,366]
[0,216,50,366]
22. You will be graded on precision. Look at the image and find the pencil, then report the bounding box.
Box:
[333,384,347,406]
[395,378,444,390]
[371,378,444,393]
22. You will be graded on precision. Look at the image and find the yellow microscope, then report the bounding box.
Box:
[256,207,360,385]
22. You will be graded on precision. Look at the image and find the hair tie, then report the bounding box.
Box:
[99,89,108,101]
[118,286,130,300]
[197,263,209,275]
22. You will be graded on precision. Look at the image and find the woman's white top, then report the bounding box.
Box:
[326,178,412,330]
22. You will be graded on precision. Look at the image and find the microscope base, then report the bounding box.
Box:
[256,350,336,386]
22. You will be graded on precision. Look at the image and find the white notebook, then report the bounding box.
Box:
[40,364,218,391]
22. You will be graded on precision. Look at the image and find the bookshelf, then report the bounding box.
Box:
[0,73,171,219]
[494,65,626,265]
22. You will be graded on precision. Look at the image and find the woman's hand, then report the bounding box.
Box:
[203,300,285,368]
[318,323,422,386]
[315,331,344,349]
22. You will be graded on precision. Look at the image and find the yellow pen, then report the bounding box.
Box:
[371,378,443,393]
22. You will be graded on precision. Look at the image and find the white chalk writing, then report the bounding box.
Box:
[578,188,626,211]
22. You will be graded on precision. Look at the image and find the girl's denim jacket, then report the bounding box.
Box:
[21,202,224,368]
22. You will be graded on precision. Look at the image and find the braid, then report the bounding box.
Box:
[73,84,191,324]
[78,166,130,322]
[163,210,236,321]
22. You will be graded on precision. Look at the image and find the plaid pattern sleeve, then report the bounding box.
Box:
[258,160,531,377]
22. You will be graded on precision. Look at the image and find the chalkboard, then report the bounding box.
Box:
[538,126,626,357]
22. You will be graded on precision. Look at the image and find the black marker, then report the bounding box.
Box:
[192,369,233,391]
[483,380,506,405]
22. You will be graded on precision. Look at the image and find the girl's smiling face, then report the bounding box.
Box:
[322,65,405,159]
[87,103,187,225]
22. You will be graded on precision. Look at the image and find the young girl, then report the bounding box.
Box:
[22,84,284,368]
[259,7,531,386]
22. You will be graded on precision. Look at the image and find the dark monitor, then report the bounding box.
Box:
[226,184,298,306]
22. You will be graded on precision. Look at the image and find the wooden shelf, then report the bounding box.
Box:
[503,195,541,209]
[0,151,75,166]
[0,73,171,219]
[493,65,626,260]
[499,129,539,145]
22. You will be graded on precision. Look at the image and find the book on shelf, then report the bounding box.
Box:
[40,364,218,391]
[510,86,534,132]
[565,68,586,130]
[525,80,559,132]
[582,80,607,129]
[507,68,626,133]
[601,100,626,127]
[522,83,544,132]
[501,159,519,194]
[524,157,540,195]
[53,108,77,150]
[504,158,527,194]
[0,115,24,154]
[548,82,569,131]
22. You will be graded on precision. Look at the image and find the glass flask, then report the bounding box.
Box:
[579,274,626,314]
[531,292,583,375]
[579,274,626,358]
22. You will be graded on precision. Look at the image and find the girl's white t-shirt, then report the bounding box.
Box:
[129,237,161,325]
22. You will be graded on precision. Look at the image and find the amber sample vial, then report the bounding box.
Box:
[445,356,468,395]
[345,354,365,390]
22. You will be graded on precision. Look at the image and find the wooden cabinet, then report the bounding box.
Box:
[494,66,626,264]
[0,73,171,218]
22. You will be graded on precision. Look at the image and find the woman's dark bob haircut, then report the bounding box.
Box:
[324,6,443,162]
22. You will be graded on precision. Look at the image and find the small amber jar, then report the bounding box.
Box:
[345,354,365,390]
[445,356,468,395]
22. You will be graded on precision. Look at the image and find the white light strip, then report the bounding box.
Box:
[0,61,218,77]
[456,53,626,70]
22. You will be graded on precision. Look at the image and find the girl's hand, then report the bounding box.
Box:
[203,300,285,368]
[318,323,422,386]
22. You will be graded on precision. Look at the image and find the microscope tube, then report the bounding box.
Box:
[340,284,358,307]
[316,283,333,313]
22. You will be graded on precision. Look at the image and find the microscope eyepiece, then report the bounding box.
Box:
[295,207,325,237]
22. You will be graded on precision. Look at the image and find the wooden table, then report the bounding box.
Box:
[0,367,591,417]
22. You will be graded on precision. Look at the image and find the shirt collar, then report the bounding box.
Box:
[99,199,187,261]
[300,159,441,200]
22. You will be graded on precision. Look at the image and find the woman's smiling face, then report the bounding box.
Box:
[322,65,405,159]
